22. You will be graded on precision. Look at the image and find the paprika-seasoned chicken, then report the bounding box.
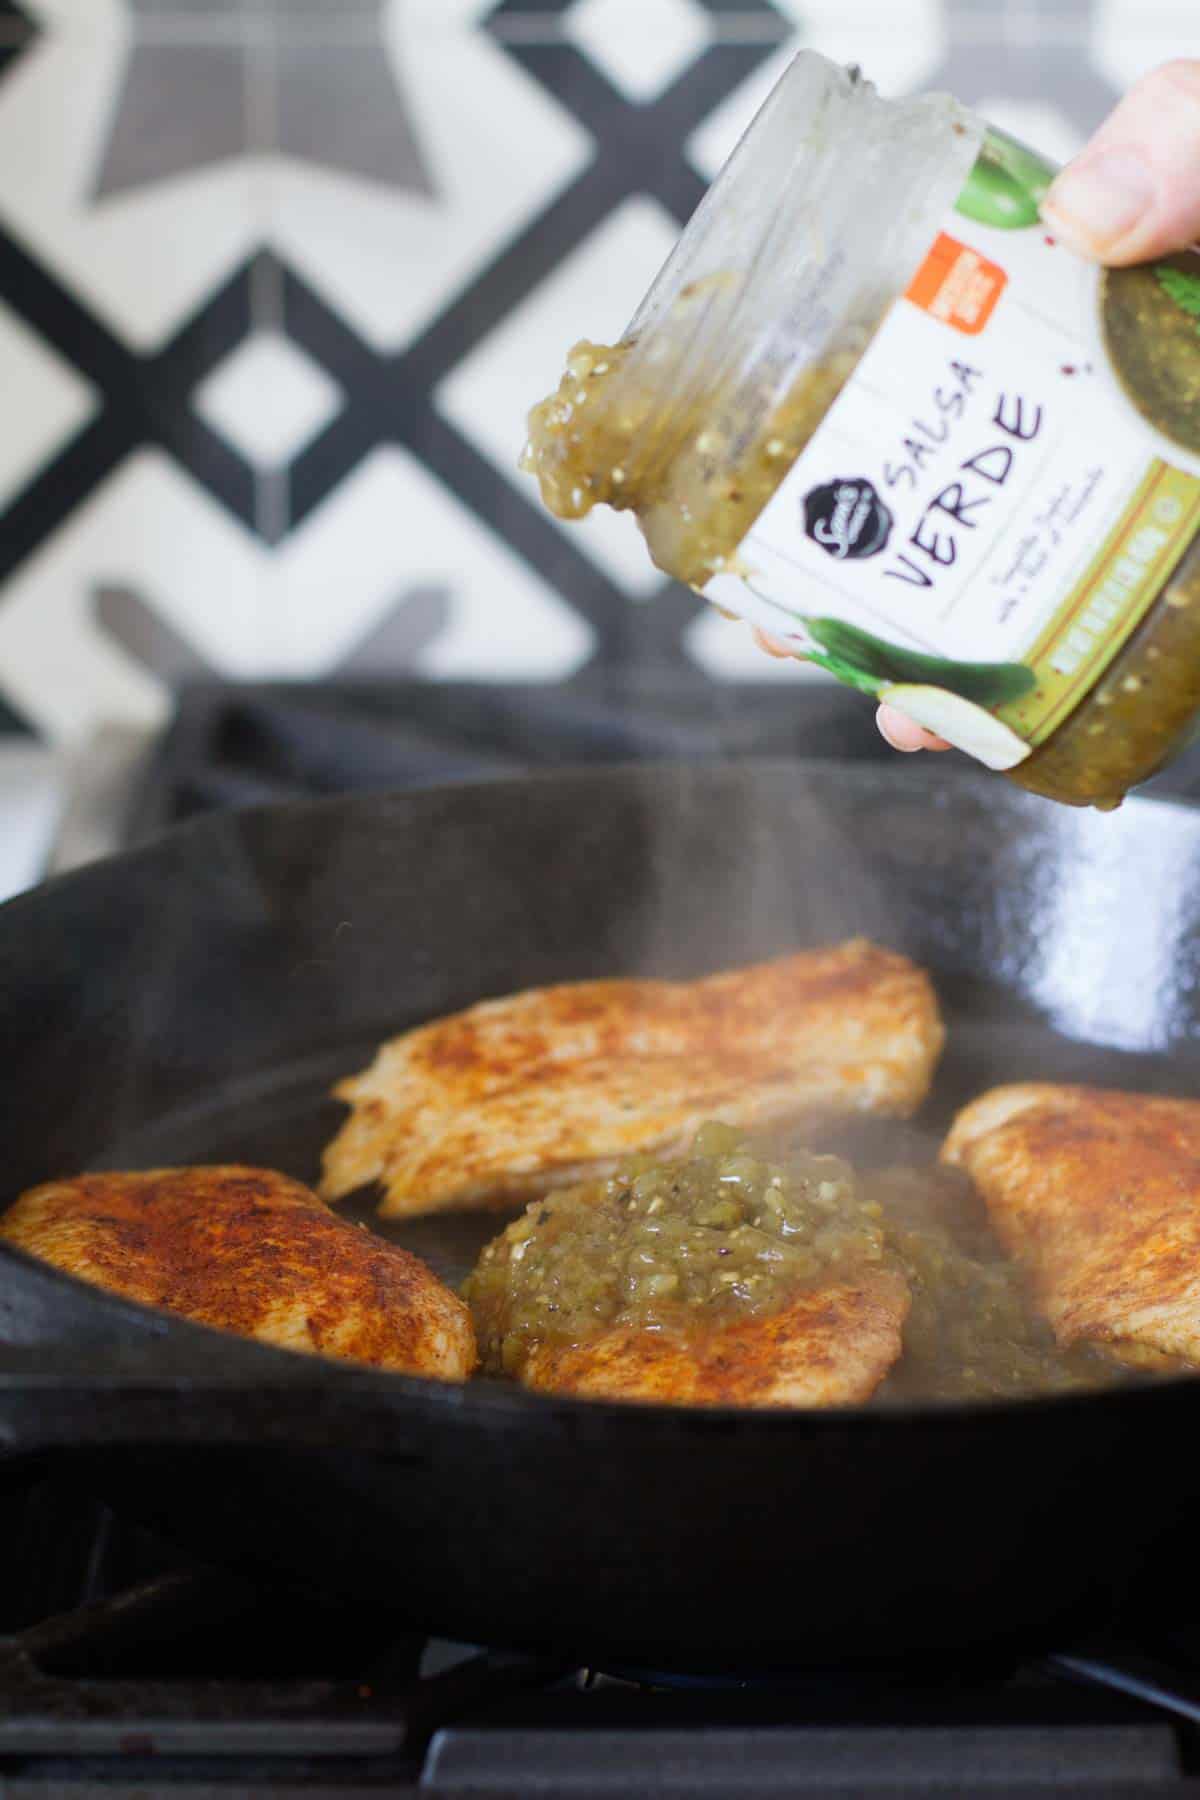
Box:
[942,1084,1200,1370]
[515,1272,910,1407]
[321,940,943,1219]
[0,1167,476,1378]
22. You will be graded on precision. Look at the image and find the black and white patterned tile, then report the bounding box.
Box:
[435,193,684,600]
[0,0,1195,741]
[561,0,717,102]
[192,326,343,472]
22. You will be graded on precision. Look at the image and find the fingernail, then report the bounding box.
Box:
[1042,150,1154,255]
[876,707,917,753]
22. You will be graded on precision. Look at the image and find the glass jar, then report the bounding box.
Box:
[523,52,1200,810]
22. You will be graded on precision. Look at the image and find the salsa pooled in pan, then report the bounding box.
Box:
[463,1125,1120,1407]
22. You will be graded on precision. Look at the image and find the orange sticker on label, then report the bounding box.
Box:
[905,232,1007,335]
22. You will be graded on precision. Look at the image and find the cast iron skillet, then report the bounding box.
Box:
[2,758,1200,1673]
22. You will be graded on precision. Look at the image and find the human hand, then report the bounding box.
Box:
[757,60,1200,753]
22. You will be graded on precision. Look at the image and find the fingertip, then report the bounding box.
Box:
[876,704,925,752]
[752,628,796,660]
[876,704,952,753]
[1043,61,1200,265]
[1041,150,1153,262]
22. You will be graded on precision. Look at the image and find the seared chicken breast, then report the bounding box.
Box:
[0,1167,475,1378]
[942,1084,1200,1369]
[517,1271,910,1408]
[322,940,943,1219]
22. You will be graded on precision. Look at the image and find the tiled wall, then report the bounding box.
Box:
[0,0,1196,745]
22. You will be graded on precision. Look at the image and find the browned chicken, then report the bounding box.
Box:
[321,940,944,1219]
[942,1084,1200,1369]
[517,1272,910,1407]
[0,1167,476,1378]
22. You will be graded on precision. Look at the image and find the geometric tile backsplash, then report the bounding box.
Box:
[0,0,1196,742]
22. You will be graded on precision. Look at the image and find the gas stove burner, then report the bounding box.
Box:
[120,674,893,848]
[2,1476,1200,1792]
[583,1650,1023,1694]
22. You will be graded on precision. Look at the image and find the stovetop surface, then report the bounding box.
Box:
[4,1467,1200,1796]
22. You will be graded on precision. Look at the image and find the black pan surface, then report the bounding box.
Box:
[2,759,1200,1670]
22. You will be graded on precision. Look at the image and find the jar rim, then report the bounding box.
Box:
[602,52,984,442]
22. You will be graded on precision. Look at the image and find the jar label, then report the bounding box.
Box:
[703,131,1200,769]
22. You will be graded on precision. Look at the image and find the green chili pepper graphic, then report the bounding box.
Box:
[954,128,1057,231]
[804,617,1035,706]
[956,154,1041,229]
[983,128,1057,204]
[799,648,884,697]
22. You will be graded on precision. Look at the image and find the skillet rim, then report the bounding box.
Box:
[2,754,1198,1437]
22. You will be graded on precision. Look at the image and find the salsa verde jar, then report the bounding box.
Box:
[522,51,1200,809]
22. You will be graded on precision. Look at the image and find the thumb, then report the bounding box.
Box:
[1041,60,1200,266]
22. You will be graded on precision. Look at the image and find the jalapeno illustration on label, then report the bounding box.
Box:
[955,127,1056,231]
[802,616,1036,706]
[798,648,884,697]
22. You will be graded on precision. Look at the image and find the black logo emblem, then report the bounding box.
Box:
[802,477,892,560]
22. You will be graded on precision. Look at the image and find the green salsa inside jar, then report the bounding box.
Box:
[1007,530,1200,810]
[1103,254,1200,462]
